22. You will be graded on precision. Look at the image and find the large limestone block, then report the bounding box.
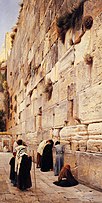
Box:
[54,101,68,127]
[16,123,22,135]
[52,128,59,137]
[36,115,42,131]
[50,62,59,83]
[78,140,87,152]
[20,110,26,123]
[33,65,45,88]
[60,126,78,141]
[25,95,31,107]
[35,42,43,67]
[65,30,72,51]
[41,129,53,141]
[43,32,51,57]
[76,61,91,93]
[42,81,59,110]
[40,22,46,44]
[18,91,24,104]
[21,44,28,65]
[39,2,44,26]
[52,82,59,105]
[74,30,92,66]
[33,99,40,116]
[20,100,25,112]
[58,39,67,60]
[64,151,78,177]
[50,20,58,47]
[41,58,47,78]
[58,46,74,74]
[25,118,34,133]
[31,88,38,101]
[21,122,26,134]
[42,108,54,129]
[60,125,87,140]
[91,13,102,84]
[87,140,102,152]
[25,132,37,147]
[71,140,79,151]
[78,152,102,190]
[88,122,102,135]
[25,105,32,119]
[28,44,34,65]
[78,83,102,123]
[76,124,88,132]
[37,80,44,97]
[34,96,42,115]
[26,78,33,96]
[58,78,68,102]
[19,79,24,92]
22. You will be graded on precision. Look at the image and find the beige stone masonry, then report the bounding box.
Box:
[54,100,68,127]
[78,84,102,123]
[6,0,102,190]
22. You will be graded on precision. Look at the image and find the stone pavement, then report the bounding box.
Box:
[0,152,102,203]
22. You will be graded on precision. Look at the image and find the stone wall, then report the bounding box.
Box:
[7,0,102,190]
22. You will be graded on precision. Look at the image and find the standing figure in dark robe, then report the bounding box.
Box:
[53,164,78,187]
[9,152,17,186]
[15,139,32,191]
[41,139,54,172]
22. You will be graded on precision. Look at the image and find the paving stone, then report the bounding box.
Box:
[0,152,102,203]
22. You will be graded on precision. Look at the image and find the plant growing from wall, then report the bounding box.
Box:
[2,81,10,119]
[0,83,4,92]
[14,95,17,101]
[56,0,93,44]
[0,110,6,131]
[44,78,53,100]
[84,54,93,65]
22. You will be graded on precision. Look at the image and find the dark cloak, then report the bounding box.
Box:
[53,167,78,187]
[41,143,53,172]
[17,155,32,190]
[9,156,16,181]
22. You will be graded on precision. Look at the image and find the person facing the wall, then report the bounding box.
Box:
[41,139,54,172]
[54,141,64,176]
[53,164,78,187]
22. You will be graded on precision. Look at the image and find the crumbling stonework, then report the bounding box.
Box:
[6,0,102,190]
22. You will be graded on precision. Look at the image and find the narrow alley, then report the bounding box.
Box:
[0,152,102,203]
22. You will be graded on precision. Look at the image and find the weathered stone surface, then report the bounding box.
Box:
[25,95,31,107]
[88,123,102,135]
[6,0,102,190]
[76,62,91,93]
[77,152,102,190]
[87,140,102,152]
[78,84,102,123]
[74,30,92,66]
[0,93,5,110]
[91,14,102,84]
[58,47,75,74]
[42,108,54,129]
[58,77,68,102]
[54,101,67,127]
